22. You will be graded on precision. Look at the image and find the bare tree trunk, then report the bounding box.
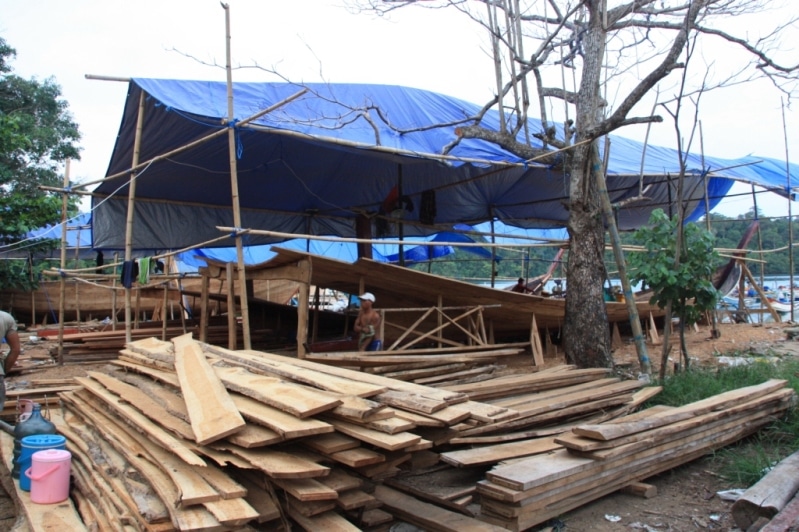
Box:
[562,7,613,369]
[564,196,613,368]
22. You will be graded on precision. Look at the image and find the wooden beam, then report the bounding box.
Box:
[173,334,246,445]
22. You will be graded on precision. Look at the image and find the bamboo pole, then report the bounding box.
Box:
[742,262,782,323]
[111,252,118,330]
[74,225,81,323]
[161,285,168,341]
[216,226,561,249]
[124,92,146,343]
[222,3,251,350]
[226,261,236,349]
[200,273,209,343]
[595,142,651,375]
[781,100,795,322]
[57,160,71,364]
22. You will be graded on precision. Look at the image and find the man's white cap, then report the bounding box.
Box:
[359,292,375,302]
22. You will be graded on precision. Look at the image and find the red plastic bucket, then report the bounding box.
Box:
[25,449,71,504]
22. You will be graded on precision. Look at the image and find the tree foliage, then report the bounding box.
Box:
[628,209,721,323]
[0,37,81,289]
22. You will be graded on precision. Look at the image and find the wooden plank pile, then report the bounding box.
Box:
[56,322,234,362]
[475,379,795,531]
[50,333,531,531]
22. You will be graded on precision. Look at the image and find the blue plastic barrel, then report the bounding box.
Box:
[18,434,66,491]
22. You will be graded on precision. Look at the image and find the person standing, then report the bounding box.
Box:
[354,292,382,351]
[0,311,21,409]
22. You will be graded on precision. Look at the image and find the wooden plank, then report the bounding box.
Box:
[236,476,281,523]
[226,424,283,448]
[557,389,791,453]
[288,496,336,517]
[85,371,195,440]
[55,411,171,526]
[59,393,225,531]
[215,346,467,403]
[337,489,379,511]
[440,436,561,468]
[317,468,363,493]
[326,419,421,451]
[173,334,246,445]
[442,368,611,401]
[574,379,788,441]
[213,365,342,418]
[374,485,507,532]
[212,444,330,479]
[271,477,339,502]
[60,391,223,508]
[231,393,333,439]
[202,497,260,528]
[206,345,388,397]
[367,416,416,434]
[71,380,205,467]
[328,447,386,468]
[288,508,361,532]
[303,432,361,454]
[622,482,657,498]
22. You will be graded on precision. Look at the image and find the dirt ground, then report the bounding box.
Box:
[0,320,795,531]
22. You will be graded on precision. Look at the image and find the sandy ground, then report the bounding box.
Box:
[0,320,795,531]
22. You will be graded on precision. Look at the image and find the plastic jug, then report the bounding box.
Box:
[11,403,56,479]
[25,449,71,504]
[18,434,66,491]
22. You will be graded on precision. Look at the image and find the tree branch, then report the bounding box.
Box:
[590,0,706,137]
[455,124,561,165]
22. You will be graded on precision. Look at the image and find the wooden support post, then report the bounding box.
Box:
[226,261,236,350]
[545,327,556,357]
[111,252,119,330]
[297,280,310,359]
[134,288,141,329]
[530,314,544,367]
[622,482,657,499]
[742,262,782,323]
[200,273,209,343]
[437,294,443,349]
[124,92,146,344]
[57,160,71,365]
[312,285,320,344]
[379,309,385,349]
[648,312,662,345]
[161,285,168,341]
[611,323,623,350]
[222,3,252,350]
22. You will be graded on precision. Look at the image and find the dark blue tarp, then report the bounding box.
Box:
[90,79,799,251]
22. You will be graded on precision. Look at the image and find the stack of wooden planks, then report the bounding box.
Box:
[475,379,796,531]
[50,334,529,530]
[57,323,235,362]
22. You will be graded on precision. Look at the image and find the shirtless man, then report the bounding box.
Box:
[353,292,382,351]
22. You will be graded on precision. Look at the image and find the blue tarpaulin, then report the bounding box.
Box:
[90,79,799,252]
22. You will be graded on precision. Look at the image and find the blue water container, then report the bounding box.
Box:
[18,434,66,491]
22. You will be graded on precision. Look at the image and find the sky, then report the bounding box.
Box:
[2,0,798,220]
